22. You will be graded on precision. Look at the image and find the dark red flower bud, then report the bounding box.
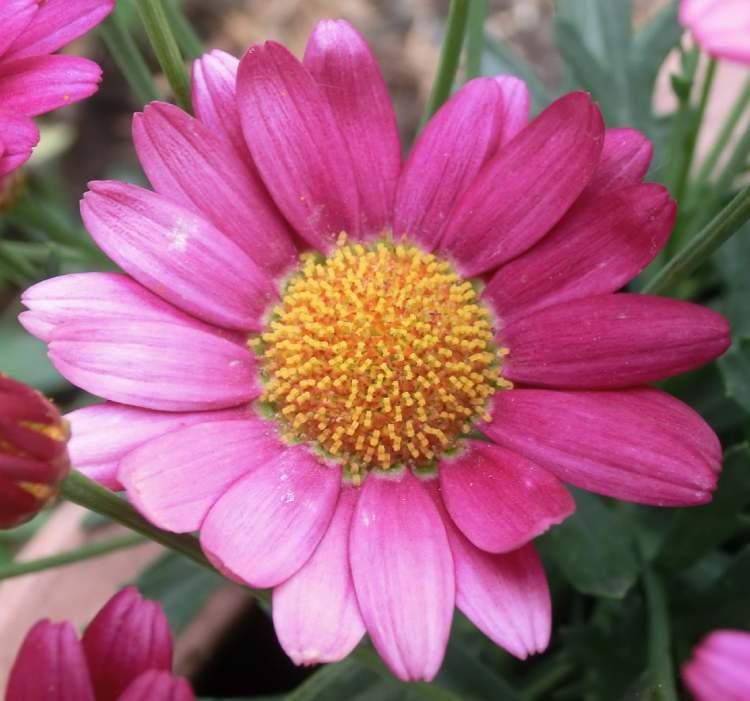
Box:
[0,375,70,529]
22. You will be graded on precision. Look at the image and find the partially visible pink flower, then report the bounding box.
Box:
[680,0,750,64]
[0,0,114,178]
[6,587,194,701]
[682,630,750,701]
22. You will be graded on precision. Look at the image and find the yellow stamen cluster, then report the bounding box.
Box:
[254,236,507,481]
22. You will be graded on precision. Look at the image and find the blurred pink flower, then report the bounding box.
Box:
[6,587,194,700]
[683,630,750,701]
[0,0,114,178]
[21,20,730,681]
[680,0,750,63]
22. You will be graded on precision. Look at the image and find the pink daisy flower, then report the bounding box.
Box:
[20,20,730,681]
[680,0,750,64]
[0,0,114,178]
[682,630,750,701]
[7,587,194,700]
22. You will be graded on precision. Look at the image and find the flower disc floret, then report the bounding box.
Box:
[255,236,506,479]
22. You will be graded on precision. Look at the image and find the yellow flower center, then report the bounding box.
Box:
[253,236,508,482]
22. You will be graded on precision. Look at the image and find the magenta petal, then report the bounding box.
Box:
[118,671,195,701]
[304,20,400,236]
[483,387,722,506]
[80,181,277,331]
[133,102,295,276]
[501,293,731,389]
[439,441,574,553]
[0,55,101,116]
[350,470,454,681]
[236,41,359,250]
[0,110,38,176]
[273,486,365,665]
[440,92,604,275]
[48,318,259,411]
[81,588,172,701]
[120,418,285,533]
[66,403,254,490]
[393,78,505,250]
[6,621,95,700]
[4,0,114,59]
[581,128,652,200]
[201,446,341,588]
[0,0,37,56]
[494,76,531,144]
[484,184,675,324]
[683,630,750,701]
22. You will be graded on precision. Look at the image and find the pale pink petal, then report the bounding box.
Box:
[304,19,400,235]
[349,470,454,681]
[483,387,721,506]
[66,402,255,490]
[201,446,341,588]
[236,41,359,250]
[48,319,259,412]
[440,92,604,275]
[0,111,38,176]
[6,621,95,701]
[0,0,37,65]
[393,78,505,250]
[493,76,531,143]
[0,55,101,116]
[120,418,285,533]
[581,128,652,200]
[4,0,114,59]
[484,184,674,324]
[133,102,296,276]
[80,181,277,332]
[439,441,574,553]
[501,293,731,388]
[273,486,365,665]
[683,630,750,701]
[681,0,750,64]
[81,588,171,701]
[118,671,195,701]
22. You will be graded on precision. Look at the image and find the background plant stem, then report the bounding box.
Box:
[464,0,486,81]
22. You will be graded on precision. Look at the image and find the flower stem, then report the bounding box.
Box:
[162,0,203,60]
[136,0,192,112]
[99,3,159,105]
[464,0,487,81]
[0,533,145,581]
[420,0,470,127]
[642,563,678,701]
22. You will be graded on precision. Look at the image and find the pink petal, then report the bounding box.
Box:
[581,128,652,200]
[393,78,506,250]
[0,55,101,116]
[80,181,277,332]
[201,446,341,588]
[440,92,604,275]
[120,418,285,533]
[493,76,531,144]
[680,0,750,64]
[683,630,750,701]
[0,110,38,176]
[6,621,95,700]
[0,0,37,65]
[304,19,400,236]
[425,480,550,658]
[81,588,172,701]
[191,50,246,156]
[273,486,365,665]
[4,0,114,59]
[133,102,296,276]
[484,184,674,324]
[439,441,574,553]
[118,672,195,701]
[48,318,259,412]
[236,41,359,250]
[501,293,731,389]
[349,470,454,681]
[483,387,722,506]
[66,402,255,490]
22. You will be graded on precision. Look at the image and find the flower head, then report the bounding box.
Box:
[680,0,750,64]
[21,19,730,681]
[682,629,750,701]
[0,374,70,528]
[6,587,194,700]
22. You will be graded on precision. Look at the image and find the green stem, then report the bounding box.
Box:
[419,0,470,127]
[642,564,678,701]
[162,0,203,60]
[136,0,192,112]
[464,0,487,81]
[0,534,144,581]
[644,184,750,295]
[99,5,159,105]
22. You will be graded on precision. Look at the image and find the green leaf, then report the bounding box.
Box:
[718,340,750,415]
[537,489,640,598]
